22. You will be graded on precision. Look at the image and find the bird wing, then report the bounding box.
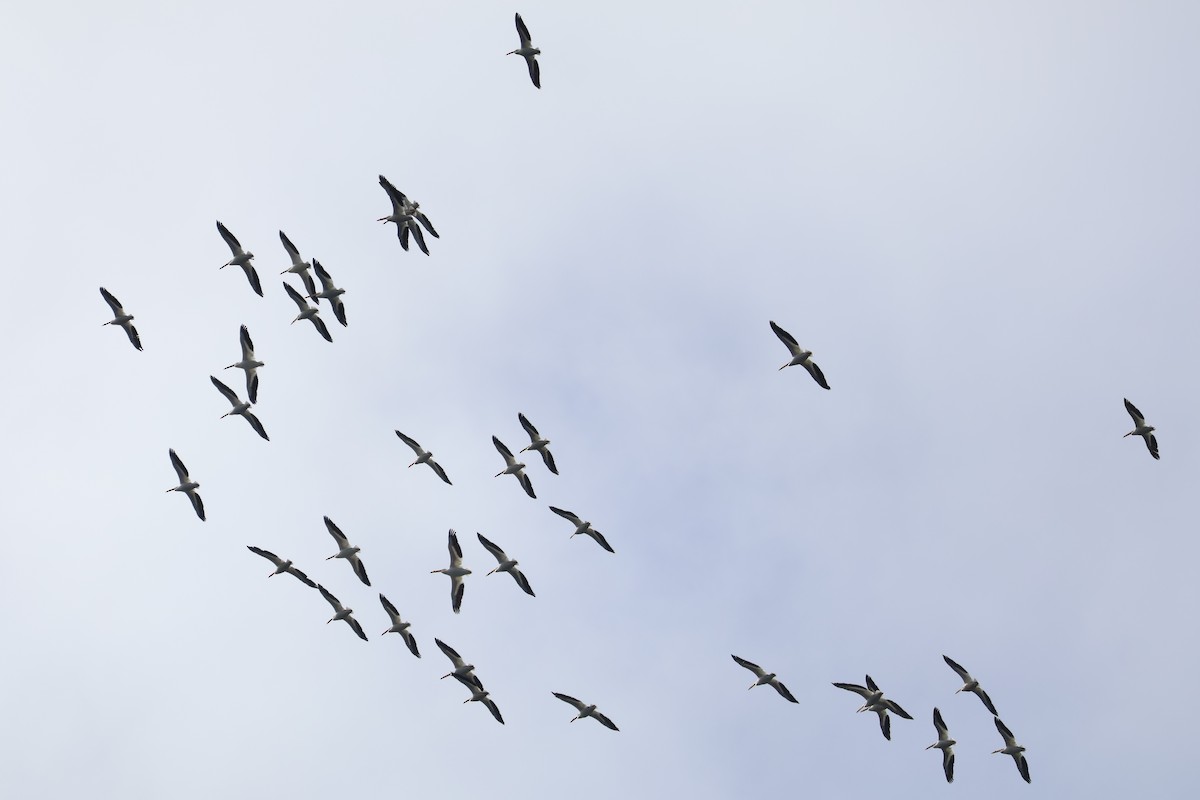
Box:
[398,222,410,249]
[549,506,583,525]
[515,13,533,46]
[247,372,259,405]
[943,750,954,783]
[942,655,971,682]
[239,324,255,360]
[832,682,872,699]
[974,687,998,716]
[189,491,206,521]
[310,314,333,342]
[99,287,125,314]
[247,546,282,567]
[283,281,310,311]
[298,270,318,304]
[805,360,831,390]
[493,435,516,463]
[448,529,463,563]
[435,638,464,666]
[331,297,347,327]
[415,211,438,238]
[540,447,558,474]
[401,629,420,658]
[379,593,400,621]
[588,530,615,553]
[591,711,619,731]
[216,220,242,253]
[409,222,429,255]
[452,672,483,691]
[243,262,263,295]
[124,323,143,351]
[243,411,270,441]
[769,320,802,356]
[210,375,241,405]
[476,532,507,563]
[313,260,335,293]
[933,707,948,736]
[526,55,541,89]
[879,710,892,740]
[732,655,766,677]
[994,716,1017,744]
[349,554,371,586]
[552,692,586,711]
[324,516,350,549]
[345,615,368,641]
[428,459,452,485]
[287,566,316,588]
[1124,398,1146,425]
[883,699,912,719]
[518,412,541,439]
[772,680,799,703]
[317,585,341,611]
[169,449,190,483]
[1147,434,1160,459]
[394,430,421,452]
[378,174,409,214]
[1016,753,1031,783]
[482,697,505,725]
[451,577,465,614]
[865,675,880,692]
[518,471,536,498]
[511,568,535,597]
[279,230,301,261]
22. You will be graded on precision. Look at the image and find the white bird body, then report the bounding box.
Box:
[283,282,332,342]
[323,516,370,586]
[99,287,142,351]
[493,436,535,498]
[508,13,541,88]
[224,325,264,404]
[165,449,205,521]
[210,375,269,440]
[770,320,830,389]
[216,220,263,297]
[431,530,471,613]
[1123,398,1159,460]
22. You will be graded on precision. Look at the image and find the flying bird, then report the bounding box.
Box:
[216,221,263,297]
[377,175,437,255]
[992,716,1031,783]
[309,260,347,327]
[224,325,264,404]
[551,693,619,731]
[283,282,332,342]
[379,594,420,657]
[278,230,318,302]
[316,585,367,641]
[165,449,205,521]
[99,287,142,351]
[493,436,535,498]
[210,375,269,440]
[518,413,558,474]
[833,676,912,740]
[476,533,535,596]
[730,655,798,703]
[435,638,482,688]
[245,546,317,588]
[323,516,370,586]
[1123,398,1159,460]
[431,530,471,613]
[394,431,452,484]
[926,707,956,783]
[457,677,504,725]
[769,320,829,389]
[548,506,613,553]
[508,13,541,88]
[942,655,999,715]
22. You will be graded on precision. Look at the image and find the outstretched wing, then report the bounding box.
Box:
[493,436,515,461]
[510,568,535,597]
[345,615,368,641]
[243,263,263,297]
[279,230,301,260]
[283,281,309,310]
[515,12,533,47]
[942,655,970,682]
[216,220,242,252]
[552,692,585,711]
[518,472,536,499]
[805,360,831,390]
[974,687,998,716]
[189,491,206,521]
[591,711,619,731]
[378,174,409,213]
[394,430,421,452]
[287,566,316,588]
[246,546,280,566]
[549,506,582,526]
[324,516,350,549]
[168,449,190,483]
[239,325,255,359]
[731,655,765,677]
[832,682,871,699]
[587,530,614,553]
[772,680,799,704]
[379,593,400,620]
[310,314,333,342]
[518,412,541,439]
[210,375,241,405]
[540,447,558,474]
[242,411,270,441]
[317,584,341,611]
[482,697,504,725]
[1124,397,1145,424]
[415,211,438,238]
[435,638,463,664]
[769,320,801,355]
[476,532,507,562]
[428,459,452,485]
[99,286,125,314]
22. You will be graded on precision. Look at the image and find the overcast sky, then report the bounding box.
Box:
[3,2,1199,797]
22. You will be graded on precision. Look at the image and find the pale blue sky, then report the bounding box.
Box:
[2,2,1198,797]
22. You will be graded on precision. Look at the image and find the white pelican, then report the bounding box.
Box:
[283,282,332,342]
[245,546,316,588]
[551,693,619,731]
[323,516,370,587]
[278,230,318,302]
[210,375,269,440]
[431,529,471,613]
[508,13,541,89]
[309,260,347,327]
[379,594,419,657]
[378,175,436,255]
[435,638,482,688]
[165,448,204,521]
[99,287,142,351]
[316,584,367,641]
[769,320,830,389]
[476,532,535,596]
[458,678,504,725]
[518,413,558,474]
[548,506,613,553]
[833,676,912,740]
[926,707,955,783]
[1123,398,1159,460]
[224,325,263,404]
[992,716,1031,783]
[394,431,452,484]
[730,655,798,703]
[943,655,999,715]
[216,220,263,297]
[493,436,535,498]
